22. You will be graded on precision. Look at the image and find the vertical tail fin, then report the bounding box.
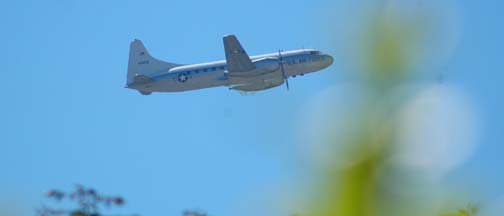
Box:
[126,39,182,85]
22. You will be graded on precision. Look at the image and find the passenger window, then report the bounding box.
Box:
[203,68,208,72]
[219,66,225,70]
[195,69,199,73]
[212,67,216,71]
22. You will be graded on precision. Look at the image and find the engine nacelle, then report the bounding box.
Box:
[229,58,279,77]
[253,57,280,72]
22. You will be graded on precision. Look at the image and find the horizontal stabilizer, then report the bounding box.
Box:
[139,90,152,95]
[133,74,153,84]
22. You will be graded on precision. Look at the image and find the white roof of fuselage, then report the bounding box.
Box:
[169,49,317,73]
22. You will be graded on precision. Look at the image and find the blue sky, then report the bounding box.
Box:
[1,0,503,216]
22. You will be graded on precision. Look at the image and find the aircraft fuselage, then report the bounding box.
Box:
[127,49,333,93]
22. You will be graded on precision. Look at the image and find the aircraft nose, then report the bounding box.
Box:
[323,54,334,68]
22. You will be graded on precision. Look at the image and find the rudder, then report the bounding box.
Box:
[126,39,182,85]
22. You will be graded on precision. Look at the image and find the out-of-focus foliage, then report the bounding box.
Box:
[183,210,208,216]
[360,13,426,83]
[440,203,479,216]
[37,185,126,216]
[293,1,483,216]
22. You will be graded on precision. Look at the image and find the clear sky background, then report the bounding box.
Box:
[1,0,503,216]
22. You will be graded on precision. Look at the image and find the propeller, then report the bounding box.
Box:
[278,50,289,91]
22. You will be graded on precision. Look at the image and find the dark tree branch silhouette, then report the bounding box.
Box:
[37,185,131,216]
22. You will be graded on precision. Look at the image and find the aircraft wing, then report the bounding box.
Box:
[230,78,284,91]
[223,35,256,73]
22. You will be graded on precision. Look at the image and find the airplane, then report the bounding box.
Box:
[125,35,333,95]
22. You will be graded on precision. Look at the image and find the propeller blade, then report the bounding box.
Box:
[278,50,289,91]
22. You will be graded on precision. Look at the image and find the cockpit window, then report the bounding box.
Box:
[310,51,321,55]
